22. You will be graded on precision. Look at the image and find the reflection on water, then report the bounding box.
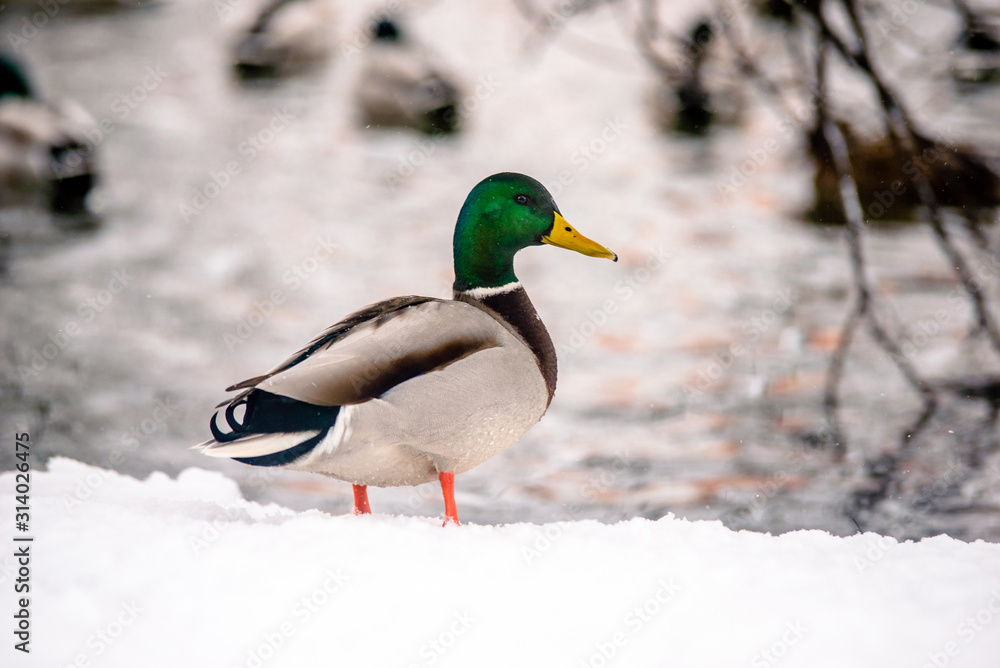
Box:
[1,0,999,539]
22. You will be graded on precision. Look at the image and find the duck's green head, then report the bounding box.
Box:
[453,172,616,292]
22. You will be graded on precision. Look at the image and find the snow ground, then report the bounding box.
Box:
[3,459,1000,668]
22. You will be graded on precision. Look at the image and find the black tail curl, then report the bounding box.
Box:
[210,389,341,467]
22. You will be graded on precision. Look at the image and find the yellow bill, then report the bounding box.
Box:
[542,212,618,261]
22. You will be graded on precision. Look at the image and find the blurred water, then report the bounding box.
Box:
[2,0,999,538]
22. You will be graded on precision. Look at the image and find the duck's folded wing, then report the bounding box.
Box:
[210,296,509,420]
[254,298,503,406]
[225,295,436,394]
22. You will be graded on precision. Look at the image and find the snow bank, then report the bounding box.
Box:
[3,459,1000,668]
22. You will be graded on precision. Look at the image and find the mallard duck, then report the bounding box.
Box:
[0,54,96,220]
[752,0,821,26]
[196,173,616,524]
[669,21,715,137]
[648,19,744,137]
[233,0,337,79]
[949,0,1000,85]
[354,18,462,135]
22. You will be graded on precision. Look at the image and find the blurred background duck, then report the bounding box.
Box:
[354,17,463,135]
[949,0,1000,86]
[805,119,1000,225]
[752,0,822,27]
[646,18,744,138]
[0,53,97,223]
[233,0,337,79]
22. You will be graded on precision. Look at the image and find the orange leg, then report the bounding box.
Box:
[352,484,371,515]
[439,471,460,526]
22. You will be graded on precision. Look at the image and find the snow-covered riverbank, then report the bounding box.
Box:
[3,459,999,667]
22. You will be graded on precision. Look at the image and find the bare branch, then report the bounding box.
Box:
[820,107,936,403]
[634,0,684,83]
[820,0,1000,354]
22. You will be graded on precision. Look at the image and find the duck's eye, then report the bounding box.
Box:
[514,194,529,205]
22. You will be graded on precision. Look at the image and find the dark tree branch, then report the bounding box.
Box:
[711,1,808,125]
[634,0,684,83]
[819,103,936,404]
[822,295,859,460]
[809,26,935,460]
[819,0,1000,355]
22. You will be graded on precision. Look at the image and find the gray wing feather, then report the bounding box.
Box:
[236,298,507,407]
[224,295,436,394]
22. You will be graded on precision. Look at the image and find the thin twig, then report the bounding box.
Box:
[634,0,684,83]
[821,108,936,403]
[815,25,935,441]
[509,0,640,70]
[822,297,860,459]
[712,0,805,122]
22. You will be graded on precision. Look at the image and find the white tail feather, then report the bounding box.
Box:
[197,430,322,458]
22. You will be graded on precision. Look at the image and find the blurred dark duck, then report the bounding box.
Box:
[233,0,337,79]
[949,0,1000,85]
[0,54,97,221]
[806,120,1000,224]
[752,0,822,26]
[649,20,743,137]
[354,18,462,135]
